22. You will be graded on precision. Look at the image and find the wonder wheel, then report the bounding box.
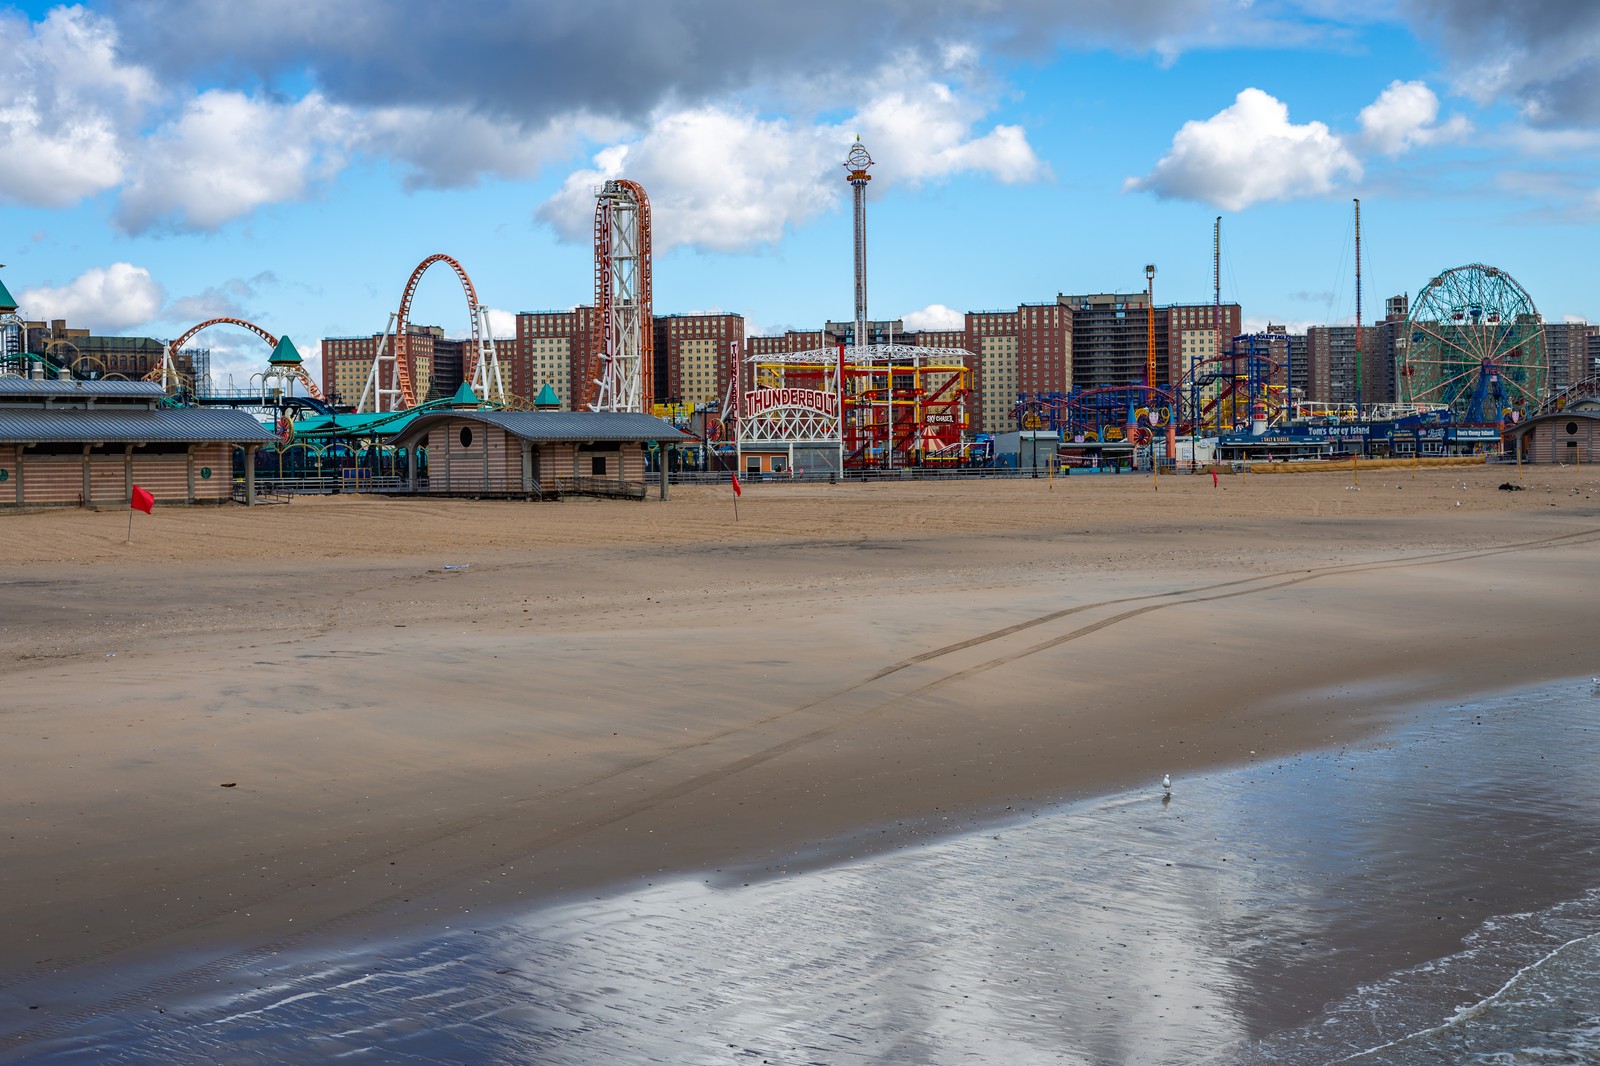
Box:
[1398,264,1547,422]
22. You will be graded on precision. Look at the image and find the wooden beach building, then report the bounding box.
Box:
[387,406,690,500]
[0,378,278,507]
[1503,391,1600,464]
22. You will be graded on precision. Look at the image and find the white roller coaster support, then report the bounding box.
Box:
[358,312,399,414]
[472,307,506,406]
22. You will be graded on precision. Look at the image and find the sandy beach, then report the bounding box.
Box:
[3,464,1600,1053]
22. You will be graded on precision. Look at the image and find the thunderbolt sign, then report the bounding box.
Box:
[743,388,841,418]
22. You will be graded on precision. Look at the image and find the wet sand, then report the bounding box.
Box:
[3,466,1599,1053]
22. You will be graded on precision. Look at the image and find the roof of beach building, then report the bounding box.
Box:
[389,409,691,448]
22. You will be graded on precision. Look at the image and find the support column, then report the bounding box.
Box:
[123,445,133,505]
[521,440,533,495]
[245,445,258,505]
[659,444,669,500]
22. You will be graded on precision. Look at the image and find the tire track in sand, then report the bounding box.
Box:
[6,526,1598,1051]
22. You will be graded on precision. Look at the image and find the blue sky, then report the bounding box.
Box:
[1,1,1597,388]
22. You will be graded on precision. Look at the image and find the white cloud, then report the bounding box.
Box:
[484,308,517,340]
[118,90,352,233]
[20,264,164,331]
[1358,80,1471,155]
[538,110,840,252]
[537,60,1045,254]
[360,107,626,191]
[850,68,1046,186]
[1125,88,1361,210]
[902,304,966,331]
[0,7,156,206]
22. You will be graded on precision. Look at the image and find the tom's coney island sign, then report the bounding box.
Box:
[743,387,840,418]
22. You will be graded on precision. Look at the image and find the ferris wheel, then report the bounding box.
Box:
[1398,264,1547,422]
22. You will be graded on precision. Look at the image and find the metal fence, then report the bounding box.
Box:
[669,466,1083,487]
[238,473,647,501]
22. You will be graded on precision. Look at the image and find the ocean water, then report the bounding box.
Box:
[8,678,1600,1064]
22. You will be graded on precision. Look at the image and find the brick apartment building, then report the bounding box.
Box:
[654,313,744,407]
[1544,320,1599,393]
[1305,294,1407,409]
[321,326,470,411]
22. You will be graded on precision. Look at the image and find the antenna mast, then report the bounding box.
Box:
[1353,198,1363,420]
[1213,217,1222,375]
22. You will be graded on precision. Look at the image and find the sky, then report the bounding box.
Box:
[2,0,1598,390]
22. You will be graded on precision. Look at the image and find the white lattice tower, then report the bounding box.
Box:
[591,179,653,412]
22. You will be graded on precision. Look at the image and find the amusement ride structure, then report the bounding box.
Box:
[731,139,976,472]
[144,317,323,403]
[1398,263,1547,424]
[590,179,653,413]
[360,253,505,413]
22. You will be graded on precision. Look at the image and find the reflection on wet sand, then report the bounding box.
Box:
[18,679,1600,1064]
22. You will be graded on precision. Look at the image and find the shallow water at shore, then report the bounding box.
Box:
[12,678,1600,1064]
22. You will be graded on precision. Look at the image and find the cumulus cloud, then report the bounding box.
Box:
[483,309,517,340]
[1399,0,1600,127]
[902,304,967,331]
[537,56,1045,254]
[1358,80,1471,155]
[19,264,164,331]
[359,107,627,192]
[0,3,1063,233]
[160,275,274,325]
[1126,88,1361,209]
[538,109,841,253]
[111,0,1222,127]
[118,91,353,233]
[0,7,156,206]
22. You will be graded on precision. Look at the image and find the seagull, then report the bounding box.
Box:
[1162,773,1172,794]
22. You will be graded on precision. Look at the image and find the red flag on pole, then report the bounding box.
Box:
[730,473,742,497]
[131,485,154,513]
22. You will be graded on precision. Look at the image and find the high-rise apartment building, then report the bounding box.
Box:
[965,308,1020,433]
[1543,321,1599,393]
[513,308,597,411]
[321,325,461,411]
[1165,302,1244,392]
[1305,295,1407,408]
[653,313,744,406]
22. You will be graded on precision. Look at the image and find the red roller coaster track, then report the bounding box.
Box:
[150,317,324,400]
[394,254,482,410]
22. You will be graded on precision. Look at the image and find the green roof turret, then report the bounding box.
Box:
[268,335,303,365]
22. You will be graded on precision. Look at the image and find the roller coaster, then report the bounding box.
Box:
[1014,332,1299,444]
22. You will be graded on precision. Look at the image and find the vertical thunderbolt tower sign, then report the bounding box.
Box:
[846,139,874,355]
